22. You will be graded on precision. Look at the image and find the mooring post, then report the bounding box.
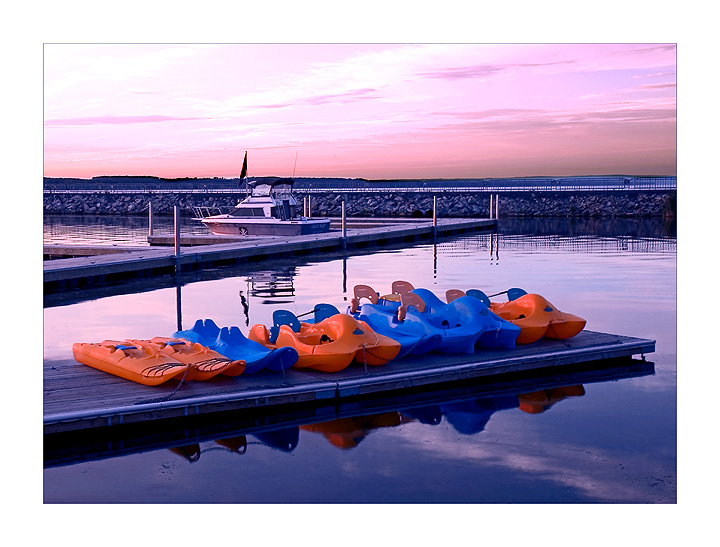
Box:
[342,200,348,250]
[433,195,437,238]
[489,195,494,219]
[174,205,181,264]
[495,194,499,219]
[148,201,154,236]
[308,196,312,218]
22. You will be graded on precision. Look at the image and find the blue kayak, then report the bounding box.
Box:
[173,319,299,373]
[401,289,521,352]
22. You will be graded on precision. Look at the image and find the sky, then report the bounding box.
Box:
[43,43,676,180]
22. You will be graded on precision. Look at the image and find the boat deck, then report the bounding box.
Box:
[44,330,655,434]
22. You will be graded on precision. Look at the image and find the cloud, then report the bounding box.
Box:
[45,115,206,126]
[419,64,506,80]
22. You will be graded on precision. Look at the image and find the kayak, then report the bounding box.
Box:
[72,340,191,386]
[487,293,586,344]
[408,288,521,351]
[249,312,401,373]
[173,319,299,373]
[131,337,246,377]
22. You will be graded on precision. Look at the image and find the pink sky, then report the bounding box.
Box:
[43,43,676,179]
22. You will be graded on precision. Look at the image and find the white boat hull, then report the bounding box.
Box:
[201,217,331,236]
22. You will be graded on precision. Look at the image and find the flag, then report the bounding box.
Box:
[240,151,248,179]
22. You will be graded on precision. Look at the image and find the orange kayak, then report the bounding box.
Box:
[72,341,191,386]
[249,313,401,373]
[132,337,246,378]
[488,294,586,344]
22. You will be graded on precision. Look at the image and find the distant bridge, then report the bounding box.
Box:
[43,175,676,195]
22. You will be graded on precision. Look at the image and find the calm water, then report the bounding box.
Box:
[43,216,677,503]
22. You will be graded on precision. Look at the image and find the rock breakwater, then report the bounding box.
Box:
[43,189,676,218]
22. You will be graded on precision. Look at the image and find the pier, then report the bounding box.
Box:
[44,330,655,435]
[44,217,496,292]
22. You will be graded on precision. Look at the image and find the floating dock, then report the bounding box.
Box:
[44,330,654,435]
[44,217,495,292]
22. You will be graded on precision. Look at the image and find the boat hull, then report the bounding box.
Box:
[201,218,331,236]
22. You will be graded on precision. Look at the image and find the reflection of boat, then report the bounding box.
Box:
[169,444,201,462]
[300,412,411,449]
[72,341,192,386]
[439,395,519,435]
[249,312,401,372]
[173,319,299,373]
[518,385,586,414]
[251,427,299,452]
[130,337,246,377]
[192,173,330,236]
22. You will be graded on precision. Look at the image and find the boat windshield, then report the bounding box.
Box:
[251,184,273,197]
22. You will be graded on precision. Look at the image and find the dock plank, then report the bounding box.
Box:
[44,330,654,433]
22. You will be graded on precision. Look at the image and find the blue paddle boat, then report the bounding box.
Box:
[173,319,299,373]
[354,301,444,358]
[410,288,521,350]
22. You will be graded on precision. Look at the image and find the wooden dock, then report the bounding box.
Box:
[44,330,655,434]
[44,217,495,292]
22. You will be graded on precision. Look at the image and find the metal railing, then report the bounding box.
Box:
[44,176,676,194]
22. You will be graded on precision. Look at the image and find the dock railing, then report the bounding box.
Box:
[44,176,677,195]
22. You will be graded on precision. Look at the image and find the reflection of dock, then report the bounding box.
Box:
[44,357,654,467]
[43,330,654,435]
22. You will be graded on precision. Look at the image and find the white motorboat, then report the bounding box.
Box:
[192,154,331,236]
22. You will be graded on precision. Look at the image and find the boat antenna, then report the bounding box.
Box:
[292,151,298,178]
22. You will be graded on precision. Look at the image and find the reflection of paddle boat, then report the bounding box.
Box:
[448,288,586,344]
[300,412,411,449]
[518,385,586,414]
[72,340,192,386]
[173,319,299,373]
[249,312,401,373]
[129,337,246,378]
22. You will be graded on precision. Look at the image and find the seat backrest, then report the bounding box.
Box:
[313,303,340,323]
[273,309,301,332]
[353,284,378,304]
[397,292,426,321]
[392,280,415,295]
[466,289,491,307]
[507,287,528,301]
[446,289,466,303]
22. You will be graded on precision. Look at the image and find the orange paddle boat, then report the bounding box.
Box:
[72,341,192,386]
[249,312,401,373]
[487,293,586,344]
